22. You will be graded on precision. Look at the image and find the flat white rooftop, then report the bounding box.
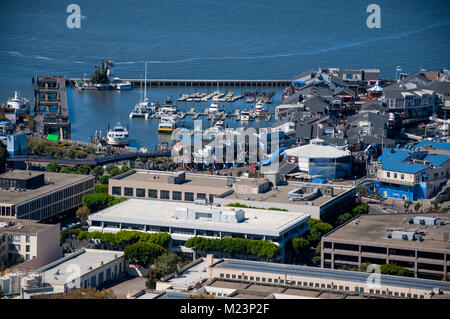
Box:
[38,248,123,286]
[89,199,310,237]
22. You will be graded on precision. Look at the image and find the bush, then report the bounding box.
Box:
[76,206,90,221]
[95,184,108,194]
[337,213,353,225]
[380,263,407,276]
[60,166,76,174]
[124,242,166,267]
[46,162,61,172]
[184,237,280,259]
[352,203,369,215]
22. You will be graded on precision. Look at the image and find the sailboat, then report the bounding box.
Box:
[129,62,151,119]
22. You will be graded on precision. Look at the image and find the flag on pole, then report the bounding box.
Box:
[396,66,402,72]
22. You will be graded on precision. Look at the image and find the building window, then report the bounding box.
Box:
[197,193,207,200]
[26,236,30,243]
[160,190,170,200]
[112,186,121,196]
[173,191,182,200]
[124,187,134,196]
[387,172,390,177]
[185,192,194,201]
[394,173,397,179]
[148,189,158,198]
[136,188,145,197]
[400,174,404,179]
[25,254,30,260]
[232,275,236,279]
[26,245,30,252]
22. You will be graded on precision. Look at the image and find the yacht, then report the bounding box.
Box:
[254,101,265,114]
[158,115,178,134]
[155,98,178,119]
[214,120,224,129]
[240,110,251,122]
[116,80,132,90]
[207,101,220,113]
[129,105,149,118]
[7,91,30,114]
[106,122,130,146]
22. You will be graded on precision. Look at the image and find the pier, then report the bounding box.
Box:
[177,108,273,121]
[34,75,71,139]
[69,78,291,88]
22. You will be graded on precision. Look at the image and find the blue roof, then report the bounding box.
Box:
[415,141,450,151]
[423,153,450,167]
[381,148,428,174]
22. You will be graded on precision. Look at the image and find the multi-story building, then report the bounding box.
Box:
[0,218,62,267]
[0,170,94,221]
[321,213,450,281]
[338,68,380,88]
[382,88,438,120]
[108,169,357,222]
[374,147,450,200]
[88,198,310,263]
[207,256,450,299]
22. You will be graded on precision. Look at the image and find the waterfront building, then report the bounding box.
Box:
[88,198,310,262]
[0,217,62,267]
[321,213,450,281]
[283,138,351,179]
[374,147,450,200]
[0,170,94,221]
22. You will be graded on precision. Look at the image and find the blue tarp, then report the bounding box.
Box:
[312,177,327,184]
[292,80,306,86]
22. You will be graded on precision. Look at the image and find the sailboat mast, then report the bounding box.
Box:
[144,61,147,101]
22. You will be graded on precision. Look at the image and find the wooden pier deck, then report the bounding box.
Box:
[179,109,272,121]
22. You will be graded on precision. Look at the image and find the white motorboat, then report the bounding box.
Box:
[255,101,265,114]
[106,122,130,146]
[207,101,220,114]
[130,62,151,118]
[240,110,251,121]
[116,80,132,90]
[158,115,178,134]
[7,91,30,114]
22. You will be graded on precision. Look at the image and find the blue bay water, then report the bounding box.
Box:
[0,0,449,147]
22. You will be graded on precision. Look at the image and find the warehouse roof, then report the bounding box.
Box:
[212,259,450,292]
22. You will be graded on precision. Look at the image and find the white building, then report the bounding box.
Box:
[88,199,310,262]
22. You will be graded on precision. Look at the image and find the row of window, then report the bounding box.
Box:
[218,273,425,298]
[324,242,449,261]
[111,186,213,202]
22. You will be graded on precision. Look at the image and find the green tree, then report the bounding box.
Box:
[291,237,310,254]
[356,185,369,197]
[46,162,61,172]
[124,242,166,267]
[82,193,113,212]
[120,165,131,174]
[380,263,407,276]
[99,175,110,185]
[337,213,353,225]
[60,166,76,174]
[352,203,369,215]
[76,206,90,222]
[77,165,91,175]
[92,166,104,177]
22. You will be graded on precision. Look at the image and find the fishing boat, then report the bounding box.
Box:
[106,122,130,146]
[7,91,30,114]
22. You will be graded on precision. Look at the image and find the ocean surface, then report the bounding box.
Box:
[0,0,449,148]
